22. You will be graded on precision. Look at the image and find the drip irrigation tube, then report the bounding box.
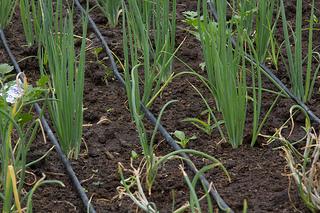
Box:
[0,26,96,213]
[74,0,234,212]
[207,0,320,125]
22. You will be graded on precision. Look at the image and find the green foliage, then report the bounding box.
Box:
[91,47,112,84]
[0,64,14,74]
[131,150,140,159]
[280,0,319,102]
[172,130,197,149]
[0,66,61,212]
[20,0,42,46]
[122,0,178,117]
[93,181,104,186]
[39,0,89,159]
[254,0,277,64]
[182,109,224,136]
[181,11,206,40]
[198,0,247,148]
[95,0,122,28]
[0,0,18,29]
[234,0,256,34]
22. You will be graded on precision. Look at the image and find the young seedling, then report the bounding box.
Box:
[91,47,113,85]
[93,181,104,186]
[182,109,224,136]
[172,130,197,149]
[82,187,88,193]
[131,150,140,159]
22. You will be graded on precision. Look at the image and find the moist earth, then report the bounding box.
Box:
[0,0,320,212]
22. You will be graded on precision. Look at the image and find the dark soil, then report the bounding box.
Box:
[1,0,320,212]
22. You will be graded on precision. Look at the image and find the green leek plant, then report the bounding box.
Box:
[95,0,122,28]
[39,0,89,159]
[0,0,18,29]
[198,0,247,148]
[280,0,319,102]
[122,0,178,117]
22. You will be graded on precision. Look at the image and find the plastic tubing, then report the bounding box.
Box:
[0,26,96,213]
[207,0,320,125]
[74,0,234,212]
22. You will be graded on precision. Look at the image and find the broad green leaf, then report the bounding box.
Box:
[190,135,197,140]
[174,130,185,140]
[18,113,34,126]
[36,75,50,87]
[0,64,14,75]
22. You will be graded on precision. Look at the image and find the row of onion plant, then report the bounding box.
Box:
[120,0,233,211]
[196,0,314,148]
[198,0,248,148]
[235,0,277,65]
[280,0,320,103]
[38,0,89,159]
[122,0,177,117]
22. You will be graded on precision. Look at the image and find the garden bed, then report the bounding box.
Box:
[1,0,320,212]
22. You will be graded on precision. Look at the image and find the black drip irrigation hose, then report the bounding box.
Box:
[74,0,234,212]
[0,26,96,213]
[207,0,320,125]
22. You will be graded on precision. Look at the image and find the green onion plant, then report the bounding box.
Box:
[198,0,247,148]
[95,0,122,28]
[20,0,42,46]
[254,0,277,64]
[265,20,282,70]
[39,0,89,159]
[280,0,319,102]
[197,0,281,147]
[154,0,177,83]
[122,0,178,117]
[0,0,18,29]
